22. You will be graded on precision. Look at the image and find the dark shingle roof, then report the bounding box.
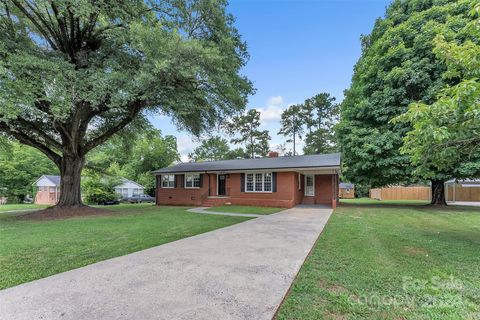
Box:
[339,182,354,189]
[153,153,341,174]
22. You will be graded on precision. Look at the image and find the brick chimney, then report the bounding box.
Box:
[268,151,279,158]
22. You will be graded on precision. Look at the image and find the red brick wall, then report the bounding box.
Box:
[156,172,338,208]
[315,175,333,204]
[227,172,297,208]
[156,174,210,206]
[34,187,59,205]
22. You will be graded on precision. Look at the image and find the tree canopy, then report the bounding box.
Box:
[337,0,477,193]
[278,104,304,155]
[188,136,244,161]
[0,141,58,202]
[0,0,253,208]
[86,128,179,195]
[227,109,270,158]
[394,4,480,193]
[302,93,339,155]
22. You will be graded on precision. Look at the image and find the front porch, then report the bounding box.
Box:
[202,170,339,208]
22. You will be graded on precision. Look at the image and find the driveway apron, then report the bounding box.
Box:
[0,206,332,320]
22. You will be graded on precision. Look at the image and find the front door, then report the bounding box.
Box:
[305,174,315,196]
[218,174,226,196]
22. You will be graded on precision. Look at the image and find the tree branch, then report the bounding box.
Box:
[83,100,146,153]
[10,0,59,50]
[13,118,62,150]
[0,122,61,165]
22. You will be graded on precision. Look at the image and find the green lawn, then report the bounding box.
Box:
[341,197,430,206]
[0,204,250,289]
[205,205,284,215]
[276,203,480,320]
[0,203,48,212]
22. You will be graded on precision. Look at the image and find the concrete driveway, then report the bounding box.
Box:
[0,206,332,320]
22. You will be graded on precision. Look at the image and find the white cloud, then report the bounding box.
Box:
[267,96,284,107]
[176,135,199,162]
[257,105,284,123]
[255,96,286,124]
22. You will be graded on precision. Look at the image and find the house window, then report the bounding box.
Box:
[185,174,201,188]
[161,175,175,188]
[246,173,254,192]
[264,173,272,192]
[245,172,272,192]
[345,188,350,193]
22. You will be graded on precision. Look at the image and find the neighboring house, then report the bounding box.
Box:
[339,183,355,199]
[153,152,341,208]
[445,179,480,202]
[114,179,145,199]
[34,175,60,205]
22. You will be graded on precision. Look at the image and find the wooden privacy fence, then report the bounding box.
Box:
[370,186,431,201]
[446,184,480,201]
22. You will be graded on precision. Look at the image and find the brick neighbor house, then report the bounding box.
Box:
[153,152,341,208]
[34,175,61,205]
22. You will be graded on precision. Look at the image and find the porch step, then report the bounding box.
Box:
[202,197,231,207]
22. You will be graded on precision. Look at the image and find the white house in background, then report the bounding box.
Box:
[34,175,61,205]
[114,179,145,199]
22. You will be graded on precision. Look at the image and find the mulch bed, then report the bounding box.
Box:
[18,206,116,220]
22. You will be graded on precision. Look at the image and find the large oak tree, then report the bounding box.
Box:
[0,0,253,209]
[337,0,476,204]
[394,5,480,204]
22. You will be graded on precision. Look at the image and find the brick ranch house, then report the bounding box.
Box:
[153,152,341,208]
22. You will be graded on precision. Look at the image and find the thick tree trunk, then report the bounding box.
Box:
[56,155,85,208]
[430,179,447,206]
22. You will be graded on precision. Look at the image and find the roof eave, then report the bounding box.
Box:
[152,165,341,175]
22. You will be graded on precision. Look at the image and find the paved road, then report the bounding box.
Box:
[0,206,332,320]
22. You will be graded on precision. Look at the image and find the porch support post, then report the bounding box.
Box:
[207,173,211,196]
[331,173,338,209]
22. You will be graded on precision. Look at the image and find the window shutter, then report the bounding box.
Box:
[241,173,245,192]
[157,176,160,189]
[180,175,185,188]
[272,172,277,192]
[174,175,178,188]
[199,174,203,188]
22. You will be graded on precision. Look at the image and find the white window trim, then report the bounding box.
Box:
[244,172,273,193]
[305,174,315,197]
[161,174,175,188]
[184,173,201,189]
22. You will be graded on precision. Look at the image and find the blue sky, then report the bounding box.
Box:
[151,0,391,161]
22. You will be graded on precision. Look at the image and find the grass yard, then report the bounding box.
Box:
[276,203,480,320]
[0,203,48,212]
[205,205,284,215]
[0,204,250,290]
[341,197,430,206]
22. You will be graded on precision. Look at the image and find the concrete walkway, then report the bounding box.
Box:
[0,206,332,320]
[187,206,264,217]
[448,201,480,207]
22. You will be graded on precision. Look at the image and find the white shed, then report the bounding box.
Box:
[114,179,145,199]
